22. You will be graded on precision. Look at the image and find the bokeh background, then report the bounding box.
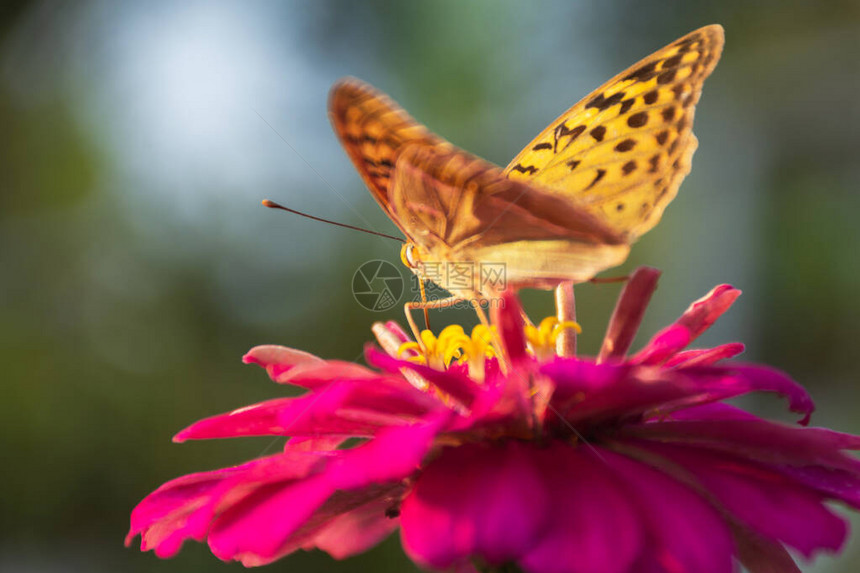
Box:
[2,1,859,571]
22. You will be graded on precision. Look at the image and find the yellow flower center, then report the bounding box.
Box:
[397,324,497,380]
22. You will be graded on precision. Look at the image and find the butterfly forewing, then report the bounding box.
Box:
[328,78,447,230]
[503,25,724,241]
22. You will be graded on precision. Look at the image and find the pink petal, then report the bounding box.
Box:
[400,441,551,570]
[664,343,745,367]
[310,494,402,559]
[325,417,448,490]
[372,320,419,359]
[493,291,529,365]
[126,452,326,558]
[248,485,406,562]
[519,444,643,573]
[242,345,324,380]
[366,346,480,408]
[660,402,759,422]
[244,345,386,389]
[598,266,661,363]
[732,524,802,573]
[632,285,741,365]
[649,363,814,424]
[284,436,348,452]
[175,379,437,441]
[644,443,848,558]
[601,449,735,573]
[208,475,333,565]
[623,419,860,473]
[775,464,860,509]
[544,361,699,428]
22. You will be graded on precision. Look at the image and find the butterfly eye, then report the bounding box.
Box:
[400,243,420,269]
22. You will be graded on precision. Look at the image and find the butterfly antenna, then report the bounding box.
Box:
[262,200,405,243]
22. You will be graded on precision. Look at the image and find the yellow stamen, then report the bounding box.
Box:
[399,324,499,380]
[525,317,582,360]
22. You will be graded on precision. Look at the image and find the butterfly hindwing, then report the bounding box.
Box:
[503,25,724,241]
[389,144,630,293]
[328,78,446,229]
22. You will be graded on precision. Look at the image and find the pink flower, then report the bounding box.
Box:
[127,268,860,572]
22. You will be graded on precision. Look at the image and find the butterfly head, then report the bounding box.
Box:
[400,242,423,274]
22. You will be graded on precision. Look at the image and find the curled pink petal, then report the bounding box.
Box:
[598,266,661,363]
[242,345,324,381]
[633,285,741,365]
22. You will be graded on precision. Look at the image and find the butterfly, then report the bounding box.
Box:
[329,25,723,331]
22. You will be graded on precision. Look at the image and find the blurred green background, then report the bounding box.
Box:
[2,1,859,571]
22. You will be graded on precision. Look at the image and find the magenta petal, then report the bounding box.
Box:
[543,360,698,427]
[664,343,745,367]
[366,346,480,408]
[648,443,848,558]
[775,464,860,509]
[733,524,802,573]
[623,419,860,473]
[310,495,401,559]
[401,442,550,569]
[662,402,759,422]
[633,285,741,365]
[208,476,333,565]
[601,450,735,573]
[173,397,303,441]
[598,266,661,363]
[326,417,447,490]
[258,485,406,561]
[520,444,642,573]
[493,291,529,365]
[127,452,326,558]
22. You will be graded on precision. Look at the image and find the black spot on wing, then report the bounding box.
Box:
[590,126,606,142]
[657,69,677,84]
[643,90,659,105]
[663,54,684,69]
[554,123,586,152]
[615,139,636,152]
[586,169,606,190]
[618,98,636,115]
[623,61,659,82]
[511,164,538,175]
[627,112,648,128]
[566,159,581,171]
[532,142,553,151]
[585,91,625,111]
[622,160,637,175]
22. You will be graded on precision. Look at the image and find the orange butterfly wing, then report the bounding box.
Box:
[328,78,447,233]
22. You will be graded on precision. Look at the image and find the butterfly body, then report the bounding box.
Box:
[329,25,724,300]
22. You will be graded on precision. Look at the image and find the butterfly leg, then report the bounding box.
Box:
[403,296,468,347]
[589,275,630,284]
